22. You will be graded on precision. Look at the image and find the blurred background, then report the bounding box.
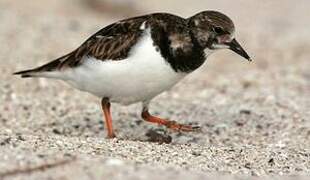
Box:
[2,0,309,88]
[0,0,309,179]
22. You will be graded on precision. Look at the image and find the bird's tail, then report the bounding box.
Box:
[13,53,72,78]
[13,59,62,78]
[13,68,41,78]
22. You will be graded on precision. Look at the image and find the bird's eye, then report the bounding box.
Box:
[213,26,224,34]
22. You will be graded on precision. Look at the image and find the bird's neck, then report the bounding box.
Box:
[203,48,216,58]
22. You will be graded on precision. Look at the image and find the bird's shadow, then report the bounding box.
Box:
[44,115,205,145]
[40,101,258,146]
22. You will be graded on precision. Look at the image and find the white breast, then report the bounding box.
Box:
[63,29,187,105]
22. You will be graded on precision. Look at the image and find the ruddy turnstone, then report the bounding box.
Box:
[14,11,251,138]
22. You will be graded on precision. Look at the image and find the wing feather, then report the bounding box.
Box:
[58,15,149,69]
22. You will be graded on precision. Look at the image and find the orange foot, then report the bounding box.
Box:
[101,98,116,138]
[141,110,200,131]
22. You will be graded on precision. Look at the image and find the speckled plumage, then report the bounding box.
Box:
[14,11,251,138]
[15,11,239,75]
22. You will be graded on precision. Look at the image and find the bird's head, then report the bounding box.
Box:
[188,11,251,61]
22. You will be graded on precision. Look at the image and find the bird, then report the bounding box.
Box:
[14,11,251,138]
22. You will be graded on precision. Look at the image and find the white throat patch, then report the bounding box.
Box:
[204,48,215,57]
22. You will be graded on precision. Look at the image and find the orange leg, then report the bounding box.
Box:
[101,98,116,138]
[141,110,200,131]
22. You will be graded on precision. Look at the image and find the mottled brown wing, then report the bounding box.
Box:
[14,13,188,75]
[56,16,149,69]
[73,32,142,60]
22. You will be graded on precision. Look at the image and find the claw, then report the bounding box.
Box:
[142,110,201,132]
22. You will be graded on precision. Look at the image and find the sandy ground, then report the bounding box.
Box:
[0,0,309,179]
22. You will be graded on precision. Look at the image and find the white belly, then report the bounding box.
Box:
[63,31,186,105]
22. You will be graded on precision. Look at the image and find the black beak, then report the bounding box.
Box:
[227,39,251,61]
